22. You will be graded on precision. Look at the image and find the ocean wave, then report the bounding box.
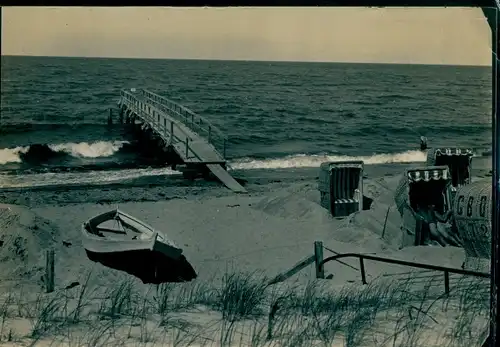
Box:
[0,167,180,188]
[228,150,428,170]
[0,140,129,165]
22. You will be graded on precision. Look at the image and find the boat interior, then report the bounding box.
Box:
[84,210,153,241]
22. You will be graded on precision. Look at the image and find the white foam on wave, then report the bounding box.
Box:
[0,141,128,164]
[0,146,29,165]
[229,150,428,170]
[49,141,128,158]
[0,167,181,188]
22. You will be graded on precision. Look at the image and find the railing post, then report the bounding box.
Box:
[208,126,212,143]
[170,121,174,145]
[185,137,189,159]
[359,257,367,284]
[191,114,194,128]
[223,138,227,158]
[314,241,324,279]
[444,271,450,296]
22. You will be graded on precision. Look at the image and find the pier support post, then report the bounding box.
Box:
[107,109,113,126]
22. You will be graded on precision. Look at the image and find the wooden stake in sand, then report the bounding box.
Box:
[381,206,391,239]
[45,249,55,293]
[314,241,324,279]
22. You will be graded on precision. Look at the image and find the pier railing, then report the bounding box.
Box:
[120,89,228,159]
[120,90,200,160]
[133,89,227,158]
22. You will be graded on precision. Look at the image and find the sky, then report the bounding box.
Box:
[1,7,493,66]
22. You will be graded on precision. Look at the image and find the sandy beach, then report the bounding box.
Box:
[0,159,492,347]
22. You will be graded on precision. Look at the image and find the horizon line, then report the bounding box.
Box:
[0,54,491,68]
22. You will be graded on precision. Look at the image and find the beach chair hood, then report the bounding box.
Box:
[425,147,473,189]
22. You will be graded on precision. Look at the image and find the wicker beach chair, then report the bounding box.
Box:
[318,161,364,218]
[452,180,491,271]
[394,166,454,247]
[425,147,473,199]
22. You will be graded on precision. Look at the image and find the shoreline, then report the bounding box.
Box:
[0,159,492,207]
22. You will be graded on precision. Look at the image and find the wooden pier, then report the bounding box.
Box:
[117,88,246,193]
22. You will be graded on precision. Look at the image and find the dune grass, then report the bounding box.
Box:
[0,268,490,347]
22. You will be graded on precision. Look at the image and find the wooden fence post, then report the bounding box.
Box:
[314,241,324,279]
[45,249,55,293]
[359,257,367,285]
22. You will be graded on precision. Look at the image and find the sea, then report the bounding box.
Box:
[0,55,493,189]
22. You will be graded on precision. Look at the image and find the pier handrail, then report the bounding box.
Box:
[120,89,227,158]
[120,90,192,139]
[141,89,227,139]
[140,89,227,155]
[120,92,202,160]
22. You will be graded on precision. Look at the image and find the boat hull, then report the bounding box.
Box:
[85,248,197,284]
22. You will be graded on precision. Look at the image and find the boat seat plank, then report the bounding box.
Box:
[97,227,128,235]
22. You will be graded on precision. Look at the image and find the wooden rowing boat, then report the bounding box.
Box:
[82,209,196,283]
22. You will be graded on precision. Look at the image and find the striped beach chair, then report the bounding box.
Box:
[426,147,473,200]
[394,166,453,247]
[318,161,364,218]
